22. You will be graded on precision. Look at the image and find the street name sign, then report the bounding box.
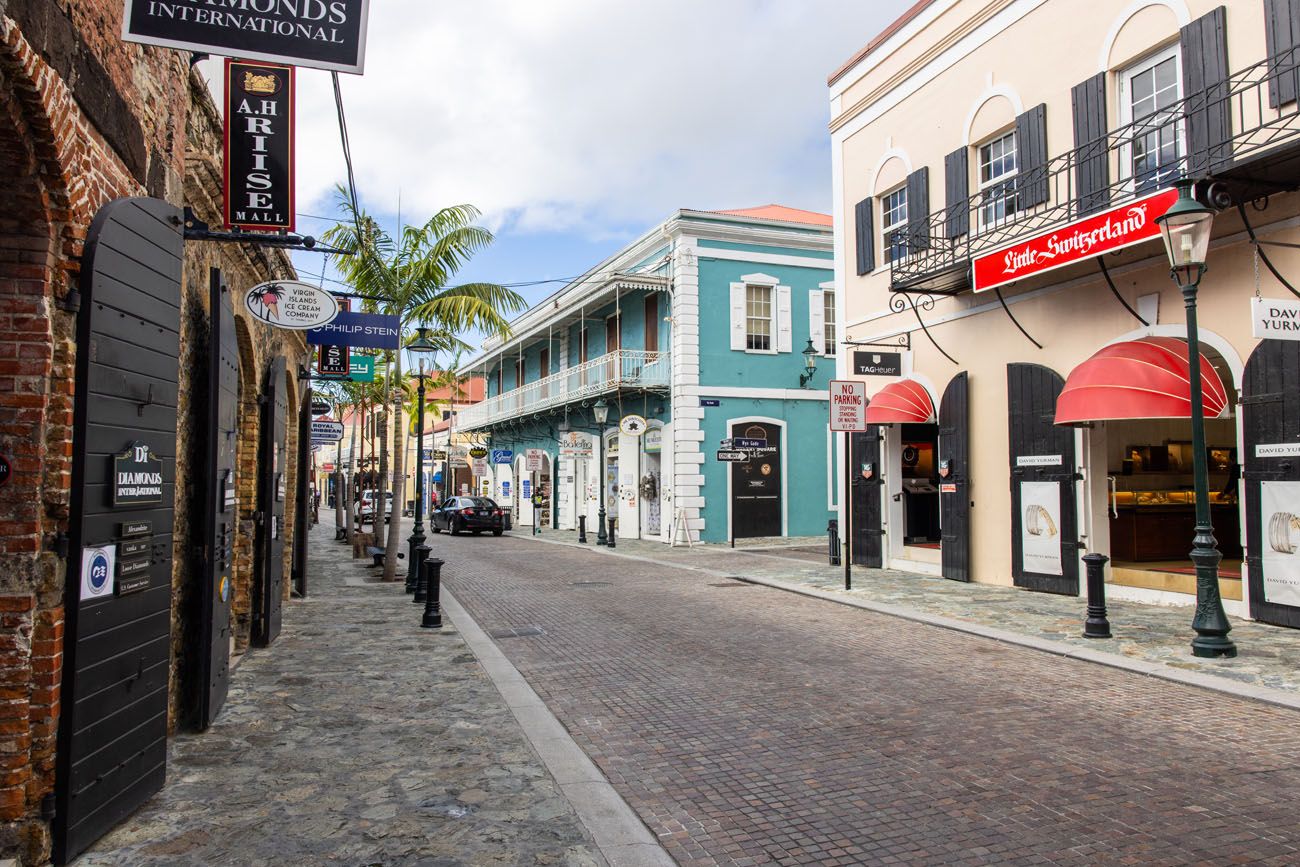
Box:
[829,379,868,432]
[734,437,767,449]
[716,450,749,462]
[122,0,371,74]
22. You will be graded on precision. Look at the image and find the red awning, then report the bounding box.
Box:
[1055,337,1229,425]
[864,379,935,424]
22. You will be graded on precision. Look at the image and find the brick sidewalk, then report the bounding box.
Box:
[443,533,1300,866]
[517,529,1300,698]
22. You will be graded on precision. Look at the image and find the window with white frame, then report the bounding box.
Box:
[880,186,908,264]
[977,131,1018,229]
[1120,45,1183,191]
[746,284,773,351]
[822,289,836,356]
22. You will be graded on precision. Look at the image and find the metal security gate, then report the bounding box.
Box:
[198,268,237,728]
[1008,363,1079,595]
[939,372,971,582]
[1244,339,1300,629]
[851,427,884,567]
[54,198,183,864]
[253,356,288,646]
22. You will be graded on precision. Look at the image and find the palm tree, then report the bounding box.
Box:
[323,190,524,581]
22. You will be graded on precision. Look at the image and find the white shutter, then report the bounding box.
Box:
[729,283,746,351]
[776,285,792,353]
[808,289,825,351]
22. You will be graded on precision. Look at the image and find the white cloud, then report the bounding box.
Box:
[209,1,907,235]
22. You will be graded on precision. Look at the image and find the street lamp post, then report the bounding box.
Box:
[405,328,437,591]
[1155,179,1237,659]
[593,398,609,546]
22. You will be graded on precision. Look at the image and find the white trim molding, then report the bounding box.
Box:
[962,82,1025,146]
[869,148,914,196]
[1098,0,1191,73]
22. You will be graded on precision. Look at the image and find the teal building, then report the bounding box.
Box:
[457,206,836,544]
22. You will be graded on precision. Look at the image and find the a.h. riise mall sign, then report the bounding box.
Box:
[972,187,1179,293]
[122,0,371,74]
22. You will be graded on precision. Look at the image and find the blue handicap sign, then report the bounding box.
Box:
[491,449,514,465]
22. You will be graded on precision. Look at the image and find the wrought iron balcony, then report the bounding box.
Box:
[456,350,669,431]
[890,50,1300,294]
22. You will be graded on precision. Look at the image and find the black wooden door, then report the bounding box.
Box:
[291,387,311,597]
[731,421,781,538]
[939,372,971,582]
[1007,363,1080,595]
[254,356,288,646]
[851,427,884,567]
[198,268,237,729]
[55,198,183,864]
[1244,339,1300,629]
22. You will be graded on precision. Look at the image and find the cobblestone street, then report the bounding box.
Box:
[444,532,1300,866]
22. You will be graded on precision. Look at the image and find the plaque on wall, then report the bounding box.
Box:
[112,442,164,507]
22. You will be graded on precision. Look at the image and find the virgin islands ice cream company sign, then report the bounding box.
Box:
[122,0,371,74]
[972,188,1178,293]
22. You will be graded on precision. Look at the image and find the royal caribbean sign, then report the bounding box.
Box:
[224,59,295,232]
[122,0,371,74]
[972,187,1178,293]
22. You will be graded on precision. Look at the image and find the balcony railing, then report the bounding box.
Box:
[456,350,669,430]
[891,50,1300,293]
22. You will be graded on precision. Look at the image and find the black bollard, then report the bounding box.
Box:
[607,517,616,549]
[421,558,444,629]
[578,515,587,544]
[408,543,430,595]
[1082,552,1112,639]
[828,519,841,566]
[412,544,432,603]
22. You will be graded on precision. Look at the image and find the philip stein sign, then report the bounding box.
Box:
[1252,297,1300,341]
[245,281,338,329]
[122,0,371,74]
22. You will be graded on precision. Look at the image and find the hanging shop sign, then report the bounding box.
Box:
[310,400,332,416]
[432,450,449,462]
[644,428,662,453]
[244,281,336,330]
[346,354,376,382]
[122,0,371,75]
[1020,481,1064,576]
[491,449,515,465]
[557,432,593,459]
[853,351,902,377]
[468,447,489,460]
[223,60,295,232]
[316,296,352,376]
[619,414,648,437]
[526,448,546,472]
[310,420,344,442]
[306,311,401,350]
[1252,297,1300,341]
[112,442,164,507]
[1261,481,1300,606]
[829,379,868,432]
[972,187,1179,293]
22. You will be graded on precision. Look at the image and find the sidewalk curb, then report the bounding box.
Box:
[442,589,678,867]
[515,533,1300,714]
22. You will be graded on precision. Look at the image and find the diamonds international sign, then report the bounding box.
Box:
[122,0,371,74]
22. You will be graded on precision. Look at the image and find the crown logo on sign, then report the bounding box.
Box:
[243,72,280,95]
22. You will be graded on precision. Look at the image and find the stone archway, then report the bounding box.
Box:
[231,315,261,651]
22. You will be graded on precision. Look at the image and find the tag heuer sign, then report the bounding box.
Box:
[112,442,164,507]
[852,351,902,377]
[122,0,371,75]
[245,281,338,330]
[224,59,295,232]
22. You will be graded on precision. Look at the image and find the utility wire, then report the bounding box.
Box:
[332,71,361,229]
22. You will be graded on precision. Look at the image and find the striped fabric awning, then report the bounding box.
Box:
[1055,337,1229,425]
[864,379,936,424]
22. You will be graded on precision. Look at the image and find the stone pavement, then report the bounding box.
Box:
[75,520,622,867]
[444,532,1300,866]
[517,529,1300,700]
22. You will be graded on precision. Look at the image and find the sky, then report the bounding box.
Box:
[200,0,911,356]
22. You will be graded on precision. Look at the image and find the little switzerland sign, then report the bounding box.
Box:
[122,0,371,74]
[245,281,338,329]
[972,187,1179,293]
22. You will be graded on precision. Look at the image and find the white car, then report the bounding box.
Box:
[356,490,393,524]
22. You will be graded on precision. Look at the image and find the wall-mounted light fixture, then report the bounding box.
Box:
[799,338,819,388]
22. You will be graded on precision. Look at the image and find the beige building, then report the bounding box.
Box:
[829,0,1300,628]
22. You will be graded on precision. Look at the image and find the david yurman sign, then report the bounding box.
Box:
[112,442,164,507]
[853,351,902,377]
[224,59,295,232]
[122,0,371,74]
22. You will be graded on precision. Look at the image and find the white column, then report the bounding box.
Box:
[670,237,704,542]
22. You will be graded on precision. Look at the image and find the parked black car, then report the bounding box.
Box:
[431,496,505,536]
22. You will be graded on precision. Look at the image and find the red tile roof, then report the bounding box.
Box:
[828,0,938,86]
[710,205,833,227]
